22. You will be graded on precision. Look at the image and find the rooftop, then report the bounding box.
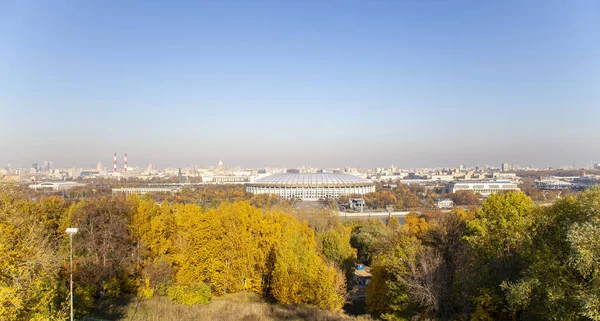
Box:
[250,173,372,186]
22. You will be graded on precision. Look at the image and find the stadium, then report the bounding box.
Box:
[246,173,375,200]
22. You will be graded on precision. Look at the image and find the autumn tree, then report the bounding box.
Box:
[366,224,422,319]
[0,184,67,320]
[450,190,480,205]
[67,197,138,313]
[270,212,346,310]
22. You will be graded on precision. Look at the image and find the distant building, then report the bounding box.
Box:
[29,181,84,191]
[80,171,99,177]
[349,198,366,212]
[535,179,571,190]
[286,168,300,173]
[96,161,103,172]
[112,187,179,195]
[436,198,454,209]
[492,172,518,180]
[247,173,375,200]
[445,180,520,196]
[212,176,249,184]
[502,163,510,172]
[430,174,454,182]
[595,163,600,170]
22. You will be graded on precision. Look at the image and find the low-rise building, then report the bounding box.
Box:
[112,187,179,195]
[436,198,454,209]
[430,174,454,182]
[29,181,84,191]
[535,179,572,190]
[445,180,520,196]
[350,265,372,299]
[492,172,518,180]
[212,176,249,184]
[349,198,366,212]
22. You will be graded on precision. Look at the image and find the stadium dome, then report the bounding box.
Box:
[246,173,375,200]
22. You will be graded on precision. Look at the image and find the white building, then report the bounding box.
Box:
[430,174,454,182]
[445,180,520,196]
[112,187,179,195]
[246,173,375,200]
[535,179,571,190]
[492,172,518,180]
[29,181,84,191]
[436,198,454,209]
[212,176,250,184]
[349,198,366,212]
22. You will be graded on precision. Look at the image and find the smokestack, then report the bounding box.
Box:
[114,152,117,172]
[124,153,127,172]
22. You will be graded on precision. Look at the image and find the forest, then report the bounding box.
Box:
[1,182,599,320]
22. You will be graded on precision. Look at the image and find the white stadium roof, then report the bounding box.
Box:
[249,173,373,186]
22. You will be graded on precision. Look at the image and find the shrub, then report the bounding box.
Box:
[167,283,211,305]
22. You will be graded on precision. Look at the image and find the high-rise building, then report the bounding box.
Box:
[96,161,103,172]
[502,162,510,172]
[32,163,38,172]
[43,161,54,171]
[594,163,600,170]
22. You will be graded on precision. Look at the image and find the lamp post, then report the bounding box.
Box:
[65,228,78,321]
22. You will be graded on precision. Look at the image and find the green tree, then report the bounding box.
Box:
[350,219,388,265]
[318,223,357,286]
[464,192,536,319]
[502,188,600,320]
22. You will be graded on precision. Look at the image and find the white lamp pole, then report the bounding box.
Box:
[65,228,79,321]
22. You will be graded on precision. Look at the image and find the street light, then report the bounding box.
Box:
[65,228,78,321]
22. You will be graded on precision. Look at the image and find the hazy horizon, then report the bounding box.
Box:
[2,1,599,169]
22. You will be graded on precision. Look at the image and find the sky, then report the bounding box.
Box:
[1,0,599,169]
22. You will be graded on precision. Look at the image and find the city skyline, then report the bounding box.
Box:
[2,1,599,168]
[4,154,598,171]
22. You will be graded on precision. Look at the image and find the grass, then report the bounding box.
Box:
[84,293,374,321]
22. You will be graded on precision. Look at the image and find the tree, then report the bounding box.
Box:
[67,197,138,311]
[465,192,535,259]
[464,192,535,320]
[268,211,346,310]
[350,219,387,265]
[501,188,600,320]
[450,190,479,206]
[249,193,282,208]
[404,210,475,319]
[318,223,357,286]
[0,185,66,320]
[366,227,422,319]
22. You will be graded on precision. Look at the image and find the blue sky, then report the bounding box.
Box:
[1,1,598,168]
